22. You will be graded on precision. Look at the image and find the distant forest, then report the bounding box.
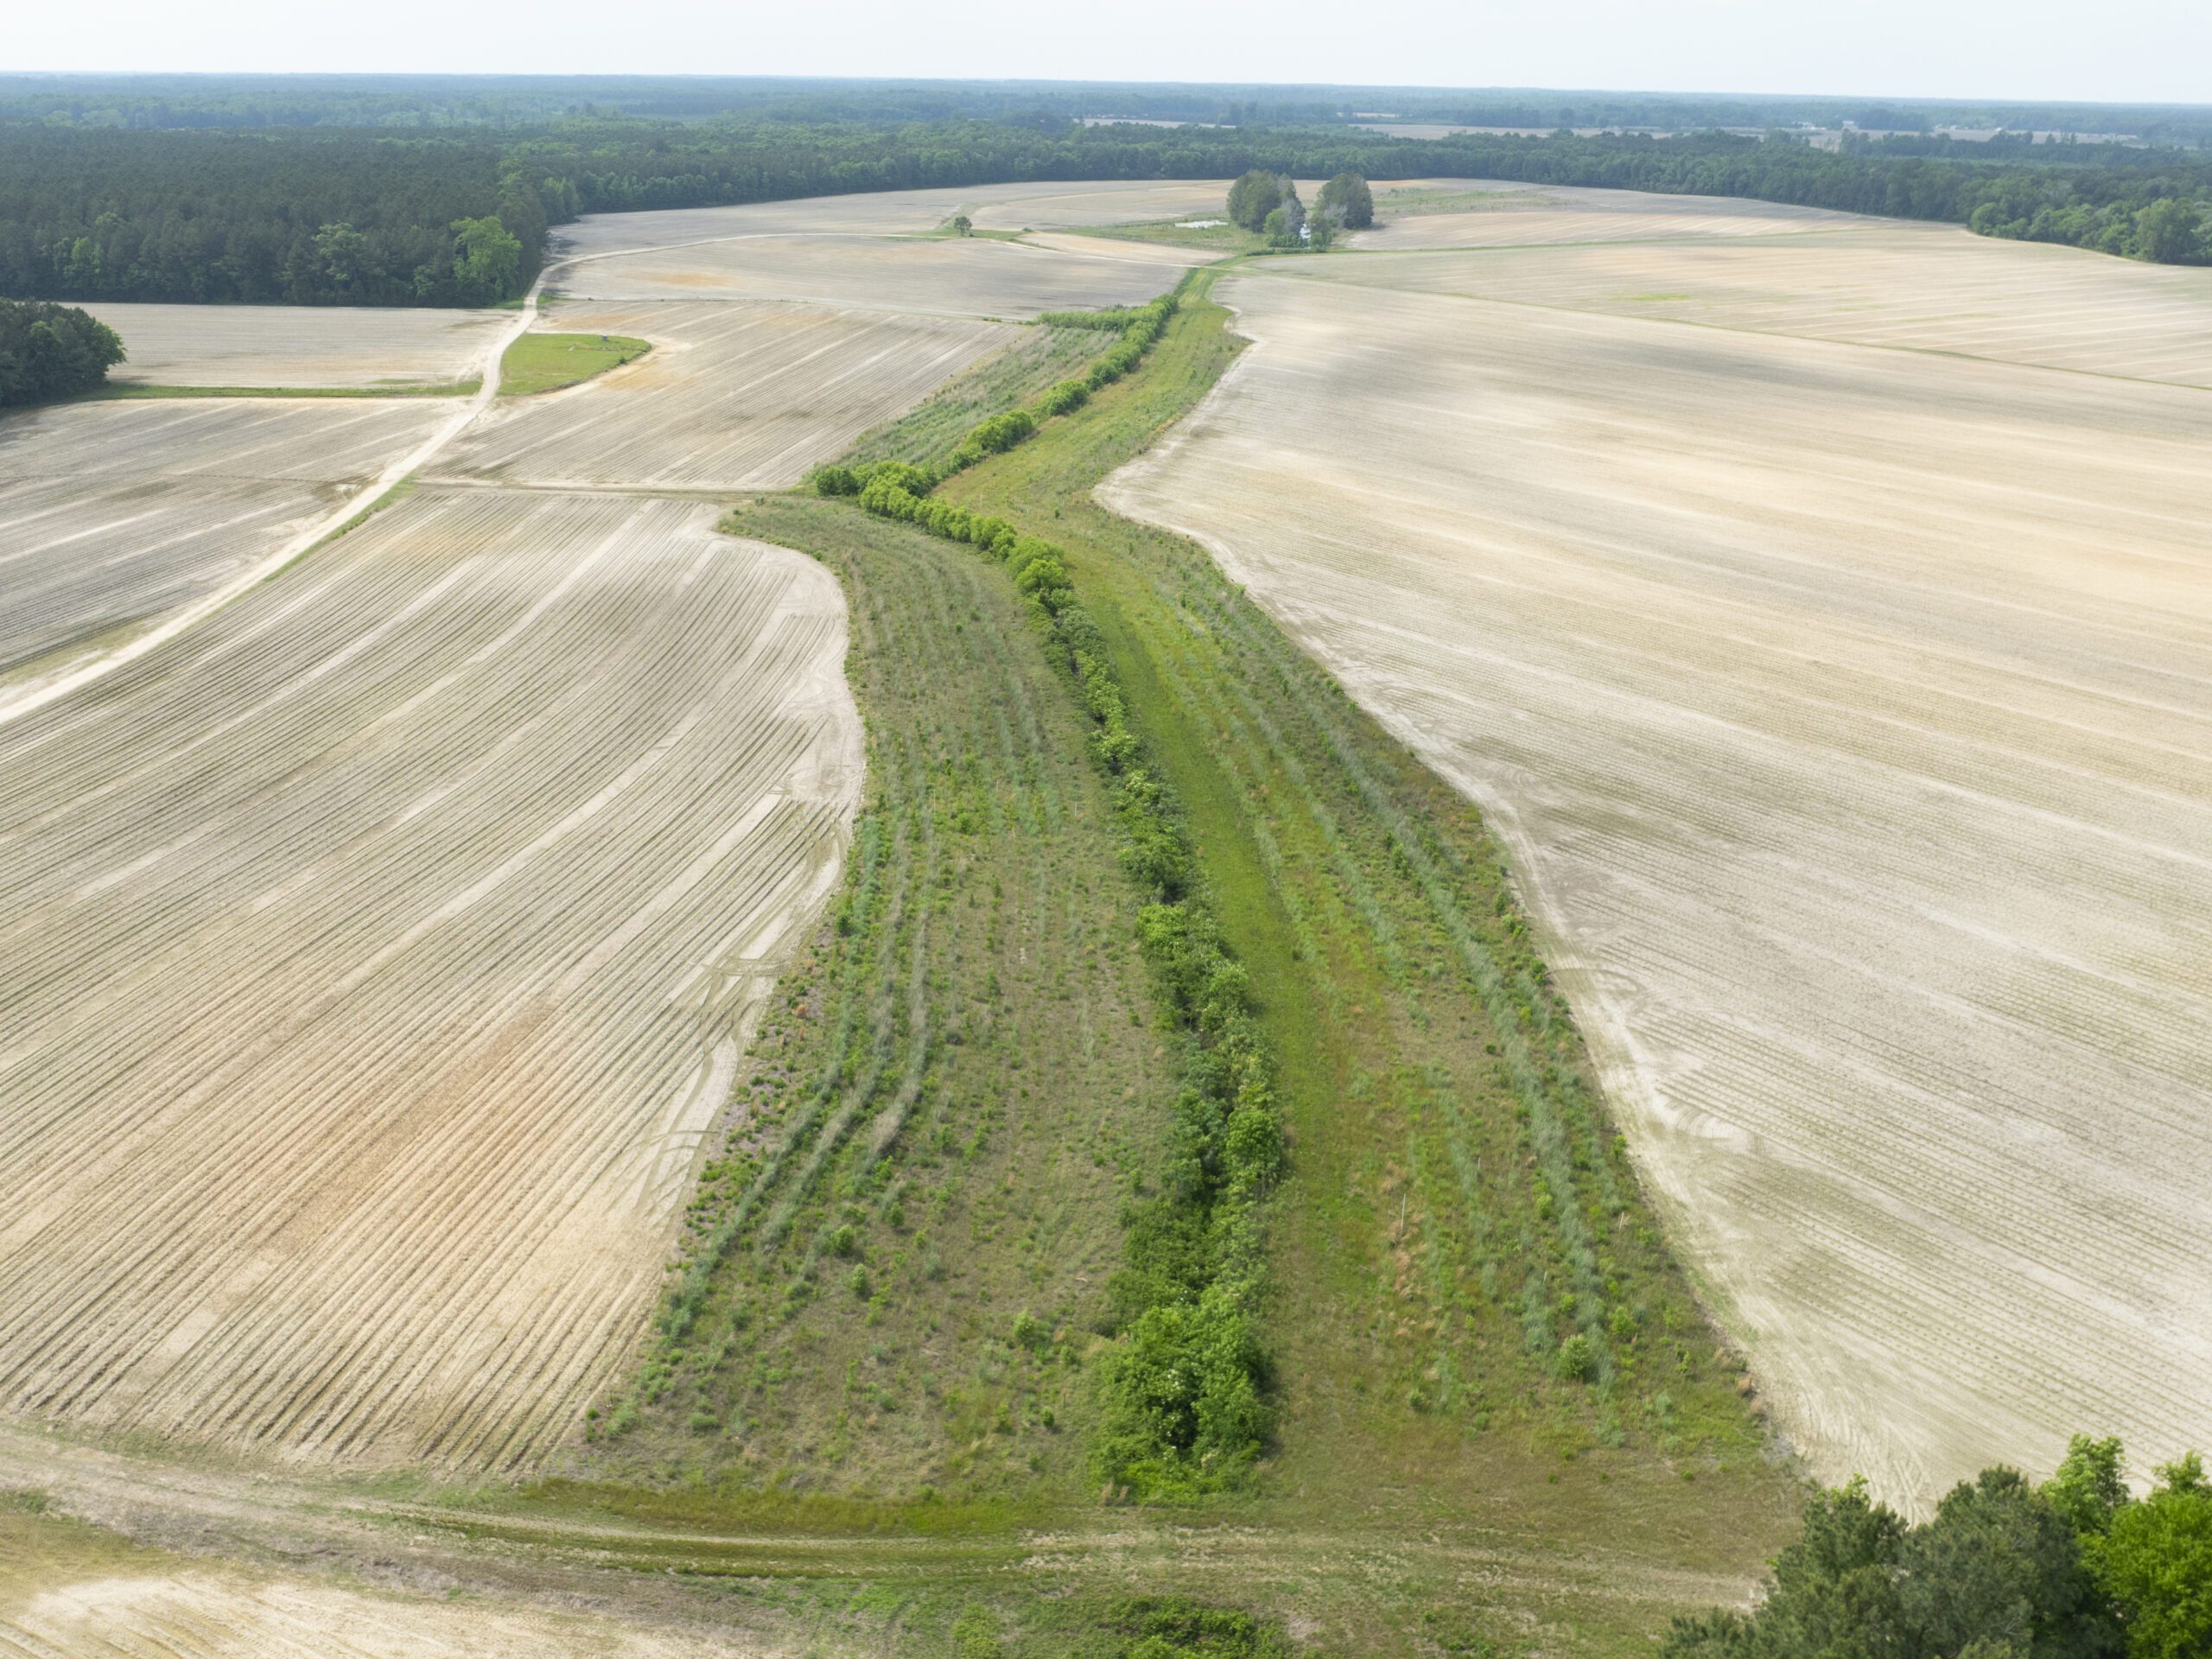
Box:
[1,80,2207,308]
[4,74,2209,146]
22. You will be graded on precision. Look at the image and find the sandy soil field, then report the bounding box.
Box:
[554,231,1191,318]
[1106,257,2212,1509]
[1292,221,2212,385]
[81,303,506,389]
[435,299,1017,490]
[0,399,451,689]
[1351,179,1871,249]
[1013,231,1222,268]
[549,181,1236,258]
[0,1532,744,1659]
[0,488,859,1470]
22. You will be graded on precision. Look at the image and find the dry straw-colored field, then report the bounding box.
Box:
[82,302,506,389]
[0,487,857,1470]
[0,398,450,690]
[548,180,1233,258]
[555,231,1191,317]
[435,299,1017,490]
[1303,219,2212,385]
[1108,194,2212,1509]
[1351,179,1869,248]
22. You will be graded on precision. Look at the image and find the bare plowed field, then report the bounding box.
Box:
[549,181,1234,259]
[82,303,505,389]
[556,232,1189,318]
[1013,231,1221,268]
[435,300,1015,489]
[0,399,450,688]
[1290,222,2212,385]
[1105,270,2212,1509]
[1351,179,1873,249]
[0,487,858,1471]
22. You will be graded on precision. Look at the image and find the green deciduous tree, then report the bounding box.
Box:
[1225,168,1281,231]
[0,297,124,406]
[2092,1455,2212,1659]
[1663,1465,2134,1659]
[448,214,522,303]
[2132,198,2207,264]
[1317,170,1375,229]
[2048,1437,2132,1537]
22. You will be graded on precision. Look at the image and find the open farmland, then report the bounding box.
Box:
[0,486,858,1471]
[80,302,506,390]
[0,181,1221,1486]
[547,181,1234,260]
[554,232,1192,318]
[0,397,451,692]
[1106,257,2212,1510]
[1293,219,2212,385]
[435,300,1017,490]
[1351,179,1872,248]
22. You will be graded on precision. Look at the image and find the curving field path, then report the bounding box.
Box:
[0,399,453,693]
[1106,206,2212,1509]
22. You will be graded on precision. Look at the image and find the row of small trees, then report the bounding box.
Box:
[1224,170,1374,250]
[1666,1438,2211,1658]
[0,298,124,407]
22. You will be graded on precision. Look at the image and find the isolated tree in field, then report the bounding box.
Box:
[449,215,523,304]
[1226,169,1281,231]
[1317,171,1375,229]
[0,297,124,406]
[949,213,973,236]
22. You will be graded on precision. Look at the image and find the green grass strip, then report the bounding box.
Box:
[805,274,1280,1500]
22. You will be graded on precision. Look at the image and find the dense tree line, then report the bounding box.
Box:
[0,128,546,305]
[0,297,124,406]
[4,118,2207,310]
[1668,1438,2212,1659]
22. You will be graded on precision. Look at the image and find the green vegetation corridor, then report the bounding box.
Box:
[556,276,1799,1656]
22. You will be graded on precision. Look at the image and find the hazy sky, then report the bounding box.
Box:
[11,0,2211,105]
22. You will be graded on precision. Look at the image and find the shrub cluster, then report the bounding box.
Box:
[813,286,1281,1497]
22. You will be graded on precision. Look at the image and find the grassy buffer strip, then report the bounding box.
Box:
[811,276,1281,1498]
[810,291,1180,499]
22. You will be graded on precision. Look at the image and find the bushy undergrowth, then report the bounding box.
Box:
[813,278,1281,1498]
